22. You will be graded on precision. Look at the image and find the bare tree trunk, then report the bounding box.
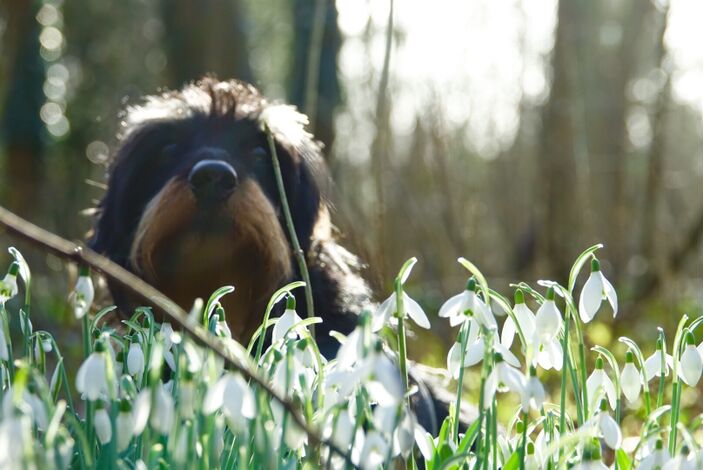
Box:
[288,0,341,153]
[0,0,45,214]
[161,0,252,87]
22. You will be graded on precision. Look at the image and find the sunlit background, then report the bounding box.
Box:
[0,0,701,370]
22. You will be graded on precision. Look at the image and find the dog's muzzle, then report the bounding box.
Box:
[188,159,238,204]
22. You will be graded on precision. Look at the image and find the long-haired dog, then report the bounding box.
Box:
[91,77,370,358]
[91,77,465,433]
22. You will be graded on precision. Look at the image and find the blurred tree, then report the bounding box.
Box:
[160,0,253,87]
[0,0,45,213]
[288,0,341,153]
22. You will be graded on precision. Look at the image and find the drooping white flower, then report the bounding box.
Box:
[76,342,109,401]
[678,331,703,387]
[521,367,546,413]
[501,290,536,349]
[573,443,610,470]
[127,341,145,377]
[150,383,175,435]
[534,336,564,371]
[0,262,19,305]
[132,390,151,436]
[178,374,196,419]
[578,258,618,324]
[483,353,526,408]
[2,387,48,431]
[662,446,700,470]
[272,296,306,343]
[358,431,389,470]
[0,413,32,469]
[588,399,622,449]
[203,373,255,431]
[586,357,617,412]
[534,288,562,341]
[621,351,642,403]
[524,442,542,470]
[116,399,134,451]
[644,339,674,382]
[72,267,94,319]
[94,402,112,445]
[372,288,430,332]
[439,278,496,329]
[637,439,671,470]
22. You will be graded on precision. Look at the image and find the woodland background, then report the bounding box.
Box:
[0,0,701,361]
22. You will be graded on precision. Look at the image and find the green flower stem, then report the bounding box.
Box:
[669,317,689,454]
[491,399,498,470]
[278,341,293,464]
[453,320,470,444]
[81,315,94,458]
[265,130,316,339]
[573,317,589,420]
[519,414,528,470]
[0,305,15,378]
[394,280,409,393]
[559,310,570,439]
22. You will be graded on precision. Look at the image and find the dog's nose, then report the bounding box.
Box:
[188,159,238,202]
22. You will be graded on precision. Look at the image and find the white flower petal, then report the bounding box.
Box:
[372,294,395,332]
[439,292,466,318]
[599,273,618,317]
[599,413,622,449]
[404,292,430,329]
[535,300,562,339]
[447,342,462,379]
[679,345,703,386]
[499,364,526,394]
[620,363,642,403]
[501,316,516,349]
[579,271,603,323]
[203,377,227,414]
[132,390,151,435]
[465,340,485,367]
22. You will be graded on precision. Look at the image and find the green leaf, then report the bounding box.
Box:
[457,257,490,302]
[397,257,418,285]
[457,417,481,454]
[203,285,236,326]
[616,449,632,470]
[567,243,603,294]
[502,451,520,470]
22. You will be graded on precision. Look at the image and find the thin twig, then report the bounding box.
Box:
[0,205,354,467]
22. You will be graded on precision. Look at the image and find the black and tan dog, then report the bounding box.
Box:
[91,77,467,433]
[91,77,371,358]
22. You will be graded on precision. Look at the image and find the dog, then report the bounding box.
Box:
[91,77,469,434]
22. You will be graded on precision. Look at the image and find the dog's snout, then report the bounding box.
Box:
[188,159,238,202]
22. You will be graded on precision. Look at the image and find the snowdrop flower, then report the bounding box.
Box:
[0,413,32,469]
[336,324,366,370]
[0,262,19,305]
[272,295,306,343]
[151,382,175,435]
[663,446,700,470]
[372,282,430,332]
[586,357,617,412]
[578,258,617,324]
[521,366,546,413]
[534,336,564,371]
[358,431,389,470]
[678,331,702,387]
[621,351,642,403]
[72,266,94,320]
[132,390,151,435]
[439,278,496,329]
[644,338,674,382]
[203,373,255,432]
[2,386,48,430]
[116,399,134,451]
[535,288,562,341]
[323,406,356,451]
[483,353,526,408]
[637,439,671,470]
[574,440,609,470]
[588,399,622,449]
[209,306,232,339]
[94,401,112,445]
[76,341,109,401]
[447,333,519,379]
[127,339,145,377]
[501,289,535,349]
[525,442,541,470]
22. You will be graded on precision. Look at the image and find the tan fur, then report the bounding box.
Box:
[129,178,292,342]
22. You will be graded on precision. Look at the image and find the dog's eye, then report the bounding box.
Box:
[250,146,269,174]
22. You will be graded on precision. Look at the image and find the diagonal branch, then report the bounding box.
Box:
[0,205,355,467]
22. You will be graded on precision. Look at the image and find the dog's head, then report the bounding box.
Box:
[92,77,331,339]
